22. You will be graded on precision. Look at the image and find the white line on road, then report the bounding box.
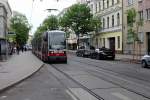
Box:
[111,92,132,100]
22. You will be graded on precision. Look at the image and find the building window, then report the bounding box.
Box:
[107,0,109,8]
[117,36,120,48]
[96,3,98,13]
[103,18,105,29]
[99,2,101,11]
[146,8,150,20]
[117,0,120,3]
[128,0,133,5]
[91,4,93,13]
[112,15,114,27]
[112,0,114,6]
[139,10,143,20]
[103,38,105,47]
[117,13,120,26]
[107,17,109,28]
[138,32,144,43]
[103,0,105,9]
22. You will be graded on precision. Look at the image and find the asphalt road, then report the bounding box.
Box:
[0,66,81,100]
[0,54,150,100]
[50,54,150,100]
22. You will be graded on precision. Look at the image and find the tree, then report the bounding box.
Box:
[10,11,31,45]
[127,8,143,60]
[43,15,59,30]
[32,15,59,46]
[59,3,99,48]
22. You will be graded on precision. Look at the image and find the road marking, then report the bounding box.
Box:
[68,88,99,100]
[111,92,132,100]
[1,96,7,99]
[66,90,78,100]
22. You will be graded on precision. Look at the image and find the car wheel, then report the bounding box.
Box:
[76,52,79,56]
[142,60,147,68]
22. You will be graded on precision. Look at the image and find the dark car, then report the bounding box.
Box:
[90,47,115,60]
[76,45,95,57]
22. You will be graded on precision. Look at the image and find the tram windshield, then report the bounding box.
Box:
[48,32,66,50]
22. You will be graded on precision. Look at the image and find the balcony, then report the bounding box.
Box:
[100,25,122,33]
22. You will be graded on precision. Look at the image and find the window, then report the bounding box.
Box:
[103,18,105,29]
[138,32,144,43]
[117,13,120,26]
[117,0,120,3]
[112,0,114,6]
[96,3,98,13]
[103,38,105,47]
[112,15,114,27]
[107,0,109,8]
[107,17,109,28]
[146,8,150,20]
[99,2,101,11]
[139,10,143,20]
[91,4,93,13]
[117,36,120,48]
[103,0,105,9]
[128,0,133,5]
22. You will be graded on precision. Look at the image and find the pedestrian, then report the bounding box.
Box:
[16,44,20,55]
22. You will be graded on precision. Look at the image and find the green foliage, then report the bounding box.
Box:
[59,3,100,36]
[10,11,31,45]
[33,15,59,44]
[43,15,59,30]
[127,8,143,43]
[127,8,136,26]
[91,15,101,32]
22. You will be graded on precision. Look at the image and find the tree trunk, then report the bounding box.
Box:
[77,34,80,49]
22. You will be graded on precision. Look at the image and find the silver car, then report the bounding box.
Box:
[141,55,150,68]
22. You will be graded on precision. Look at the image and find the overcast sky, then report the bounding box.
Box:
[8,0,76,35]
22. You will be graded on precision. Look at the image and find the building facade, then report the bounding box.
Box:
[138,0,150,54]
[89,0,122,53]
[123,0,150,55]
[0,0,12,59]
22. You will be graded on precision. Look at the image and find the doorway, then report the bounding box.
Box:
[147,32,150,54]
[109,37,115,52]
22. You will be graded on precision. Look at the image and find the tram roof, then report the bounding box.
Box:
[47,30,65,34]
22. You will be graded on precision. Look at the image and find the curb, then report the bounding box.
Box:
[115,58,141,64]
[0,63,44,93]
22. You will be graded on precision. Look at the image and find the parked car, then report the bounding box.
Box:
[90,47,115,60]
[141,55,150,68]
[76,45,95,57]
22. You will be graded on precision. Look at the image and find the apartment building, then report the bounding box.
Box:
[138,0,150,54]
[89,0,122,53]
[123,0,150,55]
[0,0,12,59]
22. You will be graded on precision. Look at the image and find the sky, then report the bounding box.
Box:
[8,0,76,35]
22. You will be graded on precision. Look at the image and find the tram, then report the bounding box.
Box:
[32,30,67,63]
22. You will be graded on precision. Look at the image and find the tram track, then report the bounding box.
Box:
[67,57,150,99]
[50,64,105,100]
[70,56,150,84]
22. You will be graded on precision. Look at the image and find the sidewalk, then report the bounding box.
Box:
[0,51,43,92]
[68,50,142,63]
